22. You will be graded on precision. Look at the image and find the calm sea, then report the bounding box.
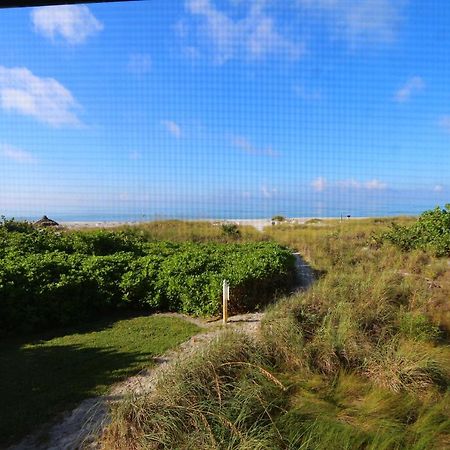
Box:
[10,204,431,223]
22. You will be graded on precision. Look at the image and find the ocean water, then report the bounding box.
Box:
[9,203,433,223]
[5,192,445,223]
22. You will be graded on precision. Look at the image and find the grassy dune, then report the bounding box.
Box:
[103,218,450,449]
[116,220,264,243]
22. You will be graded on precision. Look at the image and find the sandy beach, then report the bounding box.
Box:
[59,216,372,232]
[60,217,312,231]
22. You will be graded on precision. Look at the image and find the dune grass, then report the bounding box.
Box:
[116,220,264,243]
[103,218,450,449]
[0,314,200,447]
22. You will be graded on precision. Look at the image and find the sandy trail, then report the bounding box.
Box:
[9,255,314,450]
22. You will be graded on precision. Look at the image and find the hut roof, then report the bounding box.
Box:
[34,215,59,227]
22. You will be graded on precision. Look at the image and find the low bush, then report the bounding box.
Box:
[121,242,295,316]
[0,216,34,233]
[0,252,136,333]
[384,205,450,256]
[0,223,295,333]
[221,223,240,238]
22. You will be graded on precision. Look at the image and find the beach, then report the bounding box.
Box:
[59,216,373,232]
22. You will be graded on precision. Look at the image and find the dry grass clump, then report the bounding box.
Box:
[118,220,263,243]
[102,331,288,450]
[364,339,449,393]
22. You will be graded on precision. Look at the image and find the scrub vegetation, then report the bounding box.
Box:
[0,219,295,334]
[103,212,450,450]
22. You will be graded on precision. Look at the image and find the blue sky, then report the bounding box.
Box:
[0,0,449,219]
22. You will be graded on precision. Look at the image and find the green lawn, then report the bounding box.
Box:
[0,314,200,447]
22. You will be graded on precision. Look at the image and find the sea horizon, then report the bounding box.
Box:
[6,207,426,224]
[4,195,446,223]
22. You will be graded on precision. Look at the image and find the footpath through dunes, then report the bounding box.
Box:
[9,253,315,450]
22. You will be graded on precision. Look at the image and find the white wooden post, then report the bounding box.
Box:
[222,279,229,324]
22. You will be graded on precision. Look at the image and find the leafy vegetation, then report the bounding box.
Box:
[104,216,450,449]
[0,314,200,447]
[221,223,241,238]
[383,205,450,256]
[0,221,295,334]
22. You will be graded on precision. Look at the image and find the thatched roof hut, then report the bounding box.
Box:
[34,215,59,228]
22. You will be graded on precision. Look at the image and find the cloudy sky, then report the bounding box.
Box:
[0,0,449,218]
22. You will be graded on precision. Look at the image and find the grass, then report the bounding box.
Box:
[102,331,289,450]
[102,218,450,449]
[115,220,264,243]
[0,313,200,447]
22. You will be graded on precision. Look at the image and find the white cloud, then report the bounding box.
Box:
[183,46,201,61]
[0,66,81,127]
[312,177,327,192]
[231,135,279,157]
[31,5,103,44]
[338,178,387,190]
[433,184,444,192]
[293,84,322,101]
[394,76,424,102]
[161,120,182,138]
[174,19,189,38]
[127,54,152,75]
[337,178,362,189]
[439,115,450,133]
[129,151,142,160]
[298,0,404,46]
[184,0,304,64]
[346,0,401,44]
[261,185,277,199]
[313,177,387,191]
[364,179,387,190]
[0,143,37,164]
[118,192,130,201]
[246,15,304,60]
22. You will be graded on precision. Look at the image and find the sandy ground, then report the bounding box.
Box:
[9,254,314,450]
[60,216,368,232]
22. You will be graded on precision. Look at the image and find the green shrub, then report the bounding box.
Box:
[0,252,136,333]
[221,222,240,237]
[0,227,294,333]
[0,216,34,233]
[71,230,144,255]
[384,205,450,256]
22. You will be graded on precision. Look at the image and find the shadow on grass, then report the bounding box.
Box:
[0,311,202,448]
[0,341,151,447]
[1,309,147,344]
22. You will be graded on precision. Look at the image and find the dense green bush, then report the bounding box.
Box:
[120,242,295,316]
[0,216,34,233]
[0,228,144,258]
[383,205,450,256]
[0,224,294,333]
[220,223,240,238]
[0,251,136,333]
